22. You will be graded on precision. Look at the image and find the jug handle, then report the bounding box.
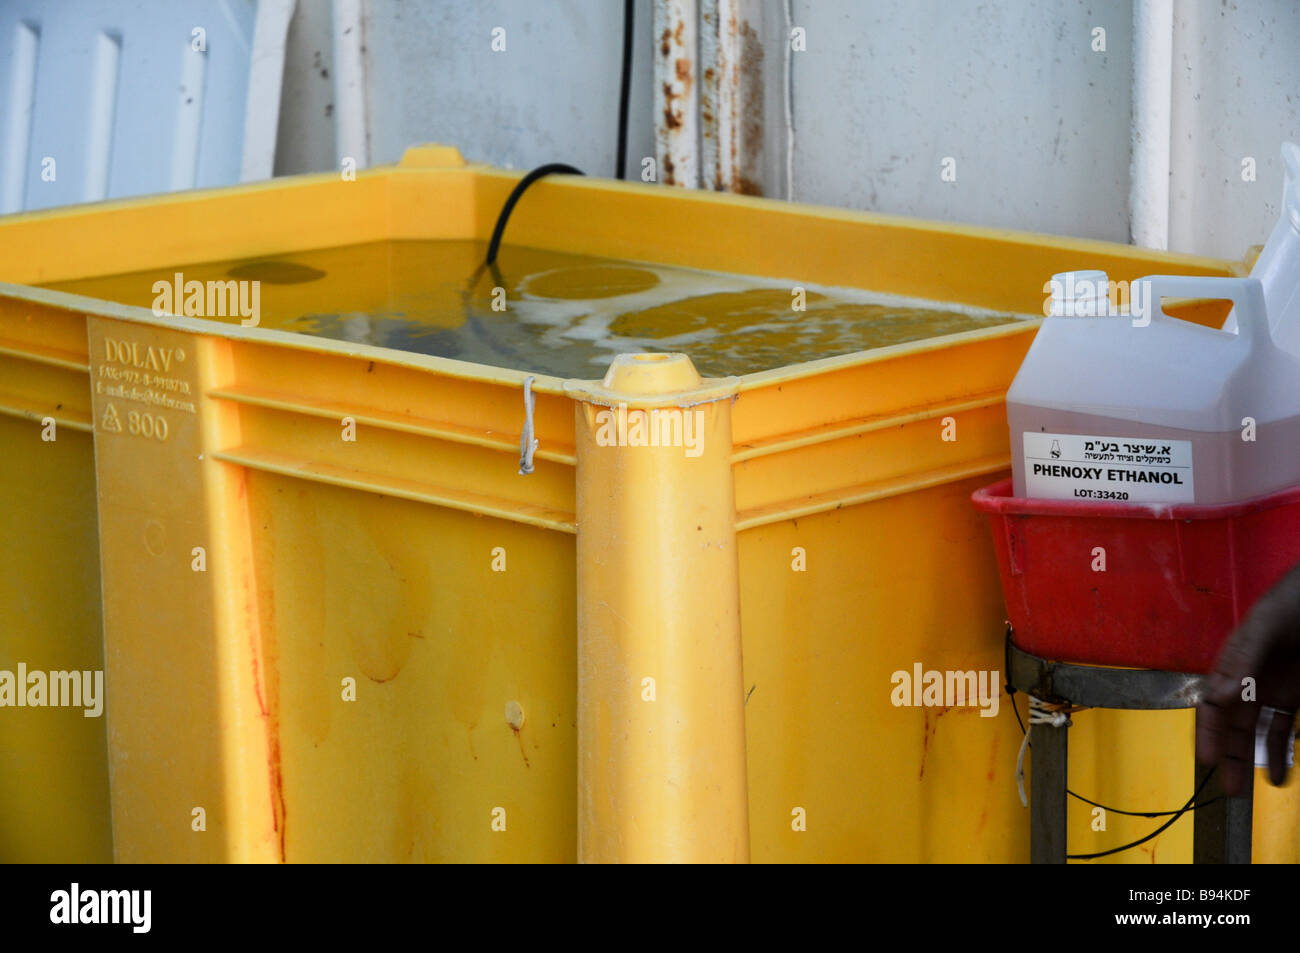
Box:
[1133,275,1269,347]
[1283,141,1300,229]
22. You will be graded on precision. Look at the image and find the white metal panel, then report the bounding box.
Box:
[1131,0,1174,249]
[0,19,38,212]
[0,0,269,212]
[241,0,294,181]
[330,0,368,169]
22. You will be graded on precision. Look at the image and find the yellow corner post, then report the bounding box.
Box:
[86,317,278,862]
[569,354,749,862]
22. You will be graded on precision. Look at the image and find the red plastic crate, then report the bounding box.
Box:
[971,478,1300,673]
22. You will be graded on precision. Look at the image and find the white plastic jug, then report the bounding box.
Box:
[1224,142,1300,349]
[1007,273,1300,504]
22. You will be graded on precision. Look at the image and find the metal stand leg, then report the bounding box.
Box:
[1012,638,1255,865]
[1030,715,1069,864]
[1193,754,1226,864]
[1226,781,1254,864]
[1192,708,1253,864]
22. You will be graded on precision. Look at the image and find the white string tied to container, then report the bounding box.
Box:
[1016,696,1083,808]
[518,375,539,475]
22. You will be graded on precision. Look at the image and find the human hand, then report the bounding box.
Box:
[1196,565,1300,795]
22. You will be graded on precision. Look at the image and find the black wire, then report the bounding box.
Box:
[485,163,585,266]
[485,3,624,263]
[616,0,634,179]
[482,10,626,266]
[1068,786,1222,819]
[1008,688,1222,819]
[1067,768,1215,861]
[460,259,534,370]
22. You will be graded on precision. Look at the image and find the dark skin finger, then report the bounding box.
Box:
[1197,643,1267,795]
[1266,707,1297,787]
[1196,562,1300,794]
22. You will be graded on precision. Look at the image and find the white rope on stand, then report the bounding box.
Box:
[1016,696,1081,808]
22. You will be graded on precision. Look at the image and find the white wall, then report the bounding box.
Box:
[363,0,656,179]
[1169,1,1300,258]
[786,0,1134,242]
[272,0,1300,260]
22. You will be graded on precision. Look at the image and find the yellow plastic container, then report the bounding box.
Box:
[1,144,1293,863]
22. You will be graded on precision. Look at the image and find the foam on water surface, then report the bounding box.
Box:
[48,239,1032,378]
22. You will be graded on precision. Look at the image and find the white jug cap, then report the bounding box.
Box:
[1048,270,1110,317]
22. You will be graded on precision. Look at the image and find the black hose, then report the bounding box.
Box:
[484,6,627,263]
[485,163,584,266]
[616,0,634,179]
[1067,785,1222,819]
[1067,768,1215,861]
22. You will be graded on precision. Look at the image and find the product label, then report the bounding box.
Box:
[1022,432,1195,503]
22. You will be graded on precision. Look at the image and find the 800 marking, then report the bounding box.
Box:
[127,410,169,441]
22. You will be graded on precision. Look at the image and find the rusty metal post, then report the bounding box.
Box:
[699,0,766,195]
[653,0,699,187]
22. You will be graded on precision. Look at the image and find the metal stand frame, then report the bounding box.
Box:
[1006,633,1253,864]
